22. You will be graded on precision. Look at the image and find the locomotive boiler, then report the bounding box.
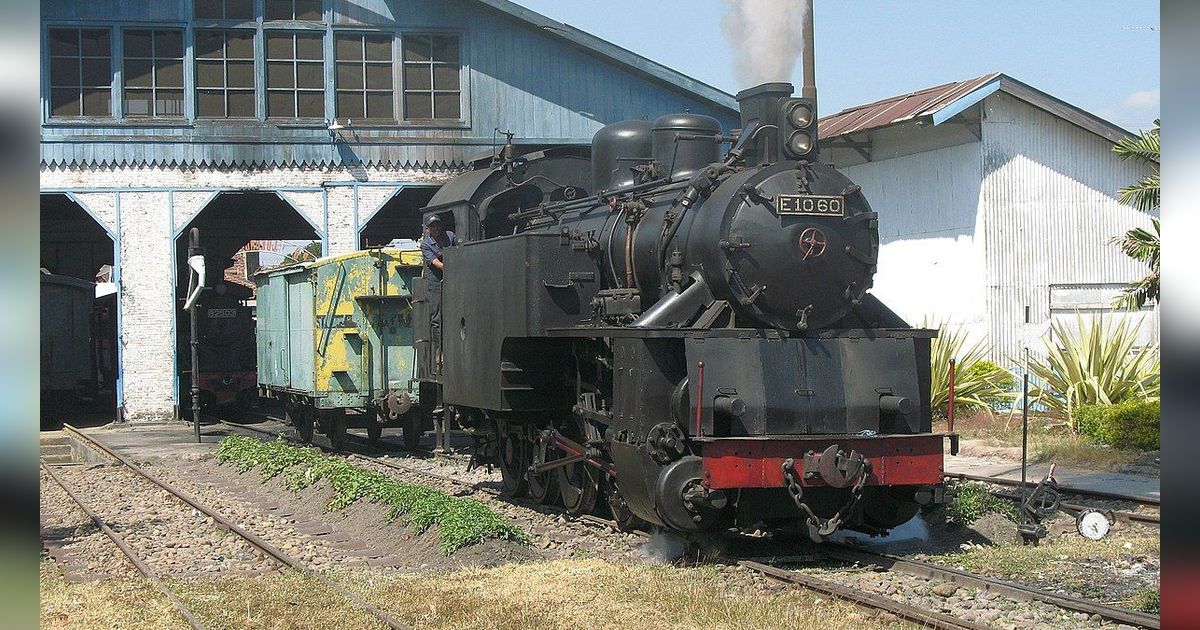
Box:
[414,81,954,540]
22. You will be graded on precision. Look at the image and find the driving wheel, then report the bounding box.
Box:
[497,428,529,497]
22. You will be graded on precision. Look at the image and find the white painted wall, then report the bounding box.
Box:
[980,93,1158,363]
[40,164,453,421]
[842,140,990,343]
[836,93,1158,366]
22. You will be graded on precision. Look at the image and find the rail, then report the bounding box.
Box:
[737,559,992,630]
[823,544,1160,629]
[61,424,410,630]
[41,459,209,630]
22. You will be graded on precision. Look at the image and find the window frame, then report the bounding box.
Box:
[332,30,397,123]
[400,32,464,124]
[44,26,115,121]
[193,27,259,120]
[264,29,327,121]
[121,27,186,119]
[192,0,257,23]
[263,0,325,23]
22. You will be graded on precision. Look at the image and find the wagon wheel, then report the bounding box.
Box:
[402,411,423,450]
[366,412,383,443]
[326,410,348,451]
[558,419,600,515]
[497,426,528,497]
[289,406,314,444]
[527,434,557,505]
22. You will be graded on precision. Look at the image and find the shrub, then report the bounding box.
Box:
[967,360,1018,409]
[1074,400,1159,450]
[1025,313,1159,429]
[928,323,1014,417]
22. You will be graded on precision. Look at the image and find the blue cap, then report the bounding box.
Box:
[424,214,443,227]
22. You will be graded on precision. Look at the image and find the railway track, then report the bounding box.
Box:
[821,544,1160,629]
[213,418,1159,629]
[40,459,208,630]
[737,543,1160,630]
[945,471,1160,506]
[737,559,993,630]
[57,424,410,630]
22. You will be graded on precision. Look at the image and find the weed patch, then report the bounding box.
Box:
[216,436,528,554]
[943,480,1016,527]
[1133,588,1159,613]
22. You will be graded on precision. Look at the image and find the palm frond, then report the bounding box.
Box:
[1112,122,1160,164]
[1118,174,1160,213]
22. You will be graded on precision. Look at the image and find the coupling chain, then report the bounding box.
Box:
[782,455,871,541]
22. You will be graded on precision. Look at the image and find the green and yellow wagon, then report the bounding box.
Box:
[255,248,430,448]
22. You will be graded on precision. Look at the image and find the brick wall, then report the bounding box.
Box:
[40,163,455,421]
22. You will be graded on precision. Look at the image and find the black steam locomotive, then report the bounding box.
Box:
[413,82,953,540]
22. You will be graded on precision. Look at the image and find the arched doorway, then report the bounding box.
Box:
[174,191,322,419]
[40,193,118,427]
[358,186,440,249]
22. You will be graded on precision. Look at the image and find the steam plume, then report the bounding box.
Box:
[721,0,807,87]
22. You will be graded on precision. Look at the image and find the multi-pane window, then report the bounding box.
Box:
[402,34,460,120]
[195,30,256,118]
[266,0,323,20]
[335,33,392,121]
[266,32,325,118]
[123,29,184,117]
[47,28,112,117]
[194,0,254,20]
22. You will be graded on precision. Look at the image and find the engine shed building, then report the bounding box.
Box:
[819,73,1159,363]
[39,0,738,422]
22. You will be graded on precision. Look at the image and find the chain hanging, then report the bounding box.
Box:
[782,455,871,542]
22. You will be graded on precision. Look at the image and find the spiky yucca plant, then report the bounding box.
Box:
[1026,314,1159,428]
[928,323,1012,416]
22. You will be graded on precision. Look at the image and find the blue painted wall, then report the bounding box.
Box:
[41,0,739,168]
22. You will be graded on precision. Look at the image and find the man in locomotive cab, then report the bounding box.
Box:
[420,214,456,369]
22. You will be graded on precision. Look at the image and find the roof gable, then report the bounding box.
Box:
[472,0,738,116]
[818,73,1134,145]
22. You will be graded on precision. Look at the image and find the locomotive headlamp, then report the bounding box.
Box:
[779,97,819,161]
[787,103,814,128]
[787,131,814,156]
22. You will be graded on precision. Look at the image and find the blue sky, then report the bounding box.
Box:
[514,0,1160,132]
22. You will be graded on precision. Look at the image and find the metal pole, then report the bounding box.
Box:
[188,228,204,444]
[1020,349,1030,524]
[801,0,817,100]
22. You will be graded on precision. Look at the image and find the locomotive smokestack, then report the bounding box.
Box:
[801,0,816,100]
[736,82,793,166]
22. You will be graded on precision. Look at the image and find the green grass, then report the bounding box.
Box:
[943,480,1016,527]
[1133,588,1159,613]
[943,412,1145,471]
[216,436,528,554]
[931,530,1159,606]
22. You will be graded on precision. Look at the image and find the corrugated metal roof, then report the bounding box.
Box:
[818,73,1134,145]
[819,73,1001,138]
